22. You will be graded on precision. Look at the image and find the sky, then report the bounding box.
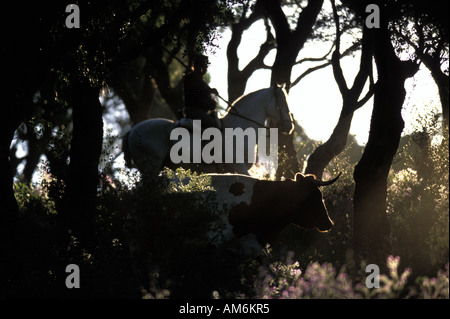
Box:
[207,20,441,145]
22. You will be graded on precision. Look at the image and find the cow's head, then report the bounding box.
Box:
[290,172,341,233]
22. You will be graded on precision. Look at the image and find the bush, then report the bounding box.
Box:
[251,250,448,299]
[117,168,249,298]
[97,126,448,299]
[6,123,448,299]
[388,125,449,274]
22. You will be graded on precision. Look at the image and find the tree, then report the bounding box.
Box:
[108,45,185,126]
[267,0,324,179]
[344,0,420,258]
[391,2,449,127]
[264,0,325,91]
[305,0,374,178]
[227,1,274,103]
[224,1,368,180]
[224,0,334,179]
[1,0,235,243]
[264,0,325,179]
[108,54,158,126]
[1,2,58,236]
[0,0,238,298]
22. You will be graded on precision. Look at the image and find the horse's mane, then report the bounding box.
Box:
[226,88,270,113]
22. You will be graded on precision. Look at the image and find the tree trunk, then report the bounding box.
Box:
[21,123,44,185]
[108,59,156,125]
[62,80,104,243]
[436,73,449,127]
[275,131,301,179]
[306,111,354,178]
[148,47,184,119]
[226,4,266,103]
[353,25,419,259]
[266,0,324,90]
[263,0,324,179]
[0,116,22,232]
[422,57,449,127]
[0,92,32,297]
[270,42,299,90]
[305,4,375,179]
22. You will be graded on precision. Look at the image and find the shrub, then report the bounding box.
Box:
[7,123,447,299]
[251,251,448,299]
[14,180,56,217]
[118,168,248,298]
[412,263,449,299]
[388,125,449,273]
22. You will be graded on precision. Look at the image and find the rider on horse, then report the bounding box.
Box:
[183,54,221,129]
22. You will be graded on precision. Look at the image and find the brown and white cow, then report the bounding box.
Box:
[171,172,340,255]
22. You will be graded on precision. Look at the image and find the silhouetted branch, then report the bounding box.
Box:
[291,41,359,88]
[295,43,335,65]
[241,18,276,80]
[331,0,348,94]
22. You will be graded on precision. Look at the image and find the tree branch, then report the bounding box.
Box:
[241,19,276,79]
[331,0,348,94]
[227,1,267,101]
[355,82,375,109]
[349,28,374,99]
[331,0,341,53]
[295,43,335,65]
[263,0,292,41]
[291,41,360,88]
[291,61,331,87]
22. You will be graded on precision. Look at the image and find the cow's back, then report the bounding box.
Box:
[170,173,262,255]
[208,174,258,208]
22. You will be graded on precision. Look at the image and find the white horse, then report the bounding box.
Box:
[122,86,294,177]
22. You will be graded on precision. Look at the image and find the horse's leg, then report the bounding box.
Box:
[128,136,166,181]
[134,156,162,179]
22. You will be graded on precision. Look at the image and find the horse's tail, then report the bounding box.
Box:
[122,131,133,168]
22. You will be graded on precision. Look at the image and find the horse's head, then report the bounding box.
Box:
[225,86,294,134]
[266,85,294,134]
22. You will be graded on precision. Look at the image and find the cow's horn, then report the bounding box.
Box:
[314,172,341,186]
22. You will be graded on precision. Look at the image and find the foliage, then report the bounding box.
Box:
[412,263,449,299]
[95,166,244,298]
[6,116,448,299]
[7,0,238,183]
[14,181,56,217]
[251,249,448,299]
[388,117,449,274]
